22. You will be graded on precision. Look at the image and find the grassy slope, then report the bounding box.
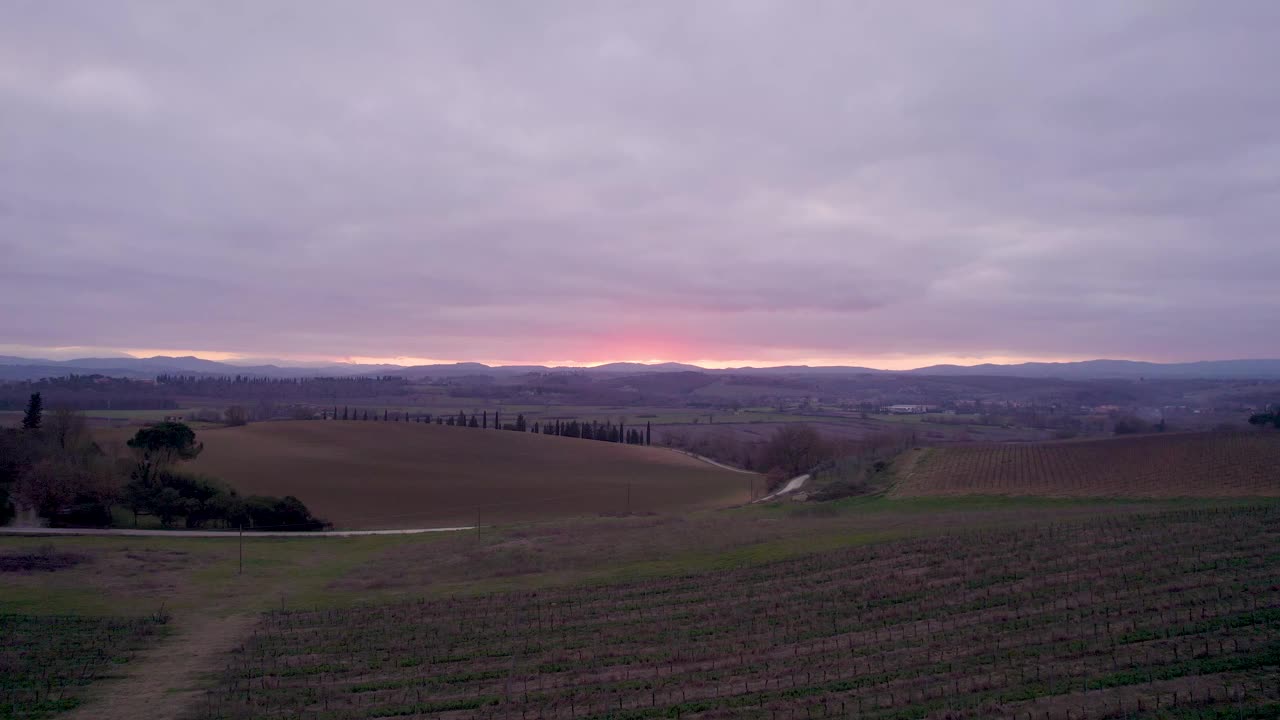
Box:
[891,430,1280,498]
[184,420,755,529]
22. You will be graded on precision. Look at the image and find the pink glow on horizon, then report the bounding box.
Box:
[113,347,1090,371]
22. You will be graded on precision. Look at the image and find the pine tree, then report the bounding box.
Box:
[468,414,479,428]
[21,392,42,430]
[516,414,526,432]
[532,421,540,434]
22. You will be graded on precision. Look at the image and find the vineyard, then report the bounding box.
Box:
[198,506,1279,719]
[1,614,163,719]
[892,432,1280,498]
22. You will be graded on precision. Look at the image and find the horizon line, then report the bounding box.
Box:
[4,348,1279,374]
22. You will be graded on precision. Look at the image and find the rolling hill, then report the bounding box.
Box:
[184,421,755,529]
[891,431,1280,498]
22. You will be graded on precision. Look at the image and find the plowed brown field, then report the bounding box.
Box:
[891,431,1280,498]
[185,421,754,529]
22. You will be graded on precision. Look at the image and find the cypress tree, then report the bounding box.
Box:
[646,421,651,445]
[383,409,388,421]
[362,410,369,421]
[342,406,349,421]
[333,405,338,420]
[468,414,479,428]
[21,392,43,430]
[483,411,488,429]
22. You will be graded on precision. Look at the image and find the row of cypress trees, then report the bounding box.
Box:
[319,406,652,445]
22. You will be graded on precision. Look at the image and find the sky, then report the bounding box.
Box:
[3,1,1279,370]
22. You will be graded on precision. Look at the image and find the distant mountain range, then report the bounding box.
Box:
[1,355,1279,381]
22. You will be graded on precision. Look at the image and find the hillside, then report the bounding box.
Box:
[891,431,1280,498]
[185,421,754,529]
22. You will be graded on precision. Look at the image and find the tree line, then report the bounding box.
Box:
[319,406,653,445]
[156,373,411,400]
[0,375,178,411]
[1248,411,1280,429]
[1,393,325,530]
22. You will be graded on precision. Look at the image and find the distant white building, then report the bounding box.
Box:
[886,404,929,414]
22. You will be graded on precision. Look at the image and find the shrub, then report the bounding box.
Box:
[241,495,327,531]
[224,406,248,426]
[1113,415,1150,435]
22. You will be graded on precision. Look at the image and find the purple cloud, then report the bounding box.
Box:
[2,1,1278,365]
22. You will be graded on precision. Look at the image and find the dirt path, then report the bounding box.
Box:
[0,525,473,538]
[666,448,756,474]
[756,473,810,502]
[66,613,255,720]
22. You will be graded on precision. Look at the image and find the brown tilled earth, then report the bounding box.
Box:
[891,430,1280,497]
[183,420,754,528]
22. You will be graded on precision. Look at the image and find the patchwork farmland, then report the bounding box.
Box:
[892,432,1280,499]
[197,506,1280,720]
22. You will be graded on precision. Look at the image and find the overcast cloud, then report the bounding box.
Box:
[3,1,1279,367]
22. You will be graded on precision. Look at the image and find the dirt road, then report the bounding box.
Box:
[0,525,473,538]
[757,473,810,502]
[65,613,254,720]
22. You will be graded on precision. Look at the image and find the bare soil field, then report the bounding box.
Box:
[184,421,754,529]
[892,431,1280,498]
